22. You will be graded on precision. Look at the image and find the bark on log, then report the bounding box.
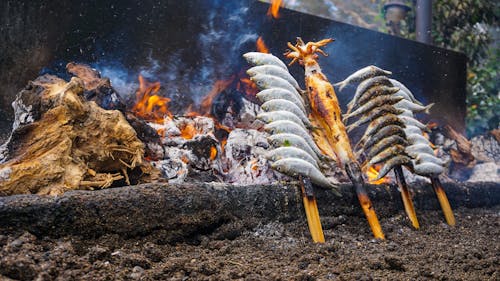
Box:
[0,75,157,196]
[0,182,497,241]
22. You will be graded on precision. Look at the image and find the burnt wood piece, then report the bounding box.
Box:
[0,182,497,241]
[0,75,156,196]
[66,62,126,111]
[443,124,475,167]
[66,63,160,146]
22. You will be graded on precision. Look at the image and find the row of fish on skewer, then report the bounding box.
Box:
[336,65,445,180]
[243,52,341,196]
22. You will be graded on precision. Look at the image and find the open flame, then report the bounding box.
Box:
[210,146,217,160]
[366,165,391,185]
[256,36,270,53]
[267,0,283,19]
[132,75,172,124]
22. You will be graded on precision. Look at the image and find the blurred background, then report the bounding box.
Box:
[262,0,499,138]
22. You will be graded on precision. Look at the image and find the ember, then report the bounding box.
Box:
[365,165,391,185]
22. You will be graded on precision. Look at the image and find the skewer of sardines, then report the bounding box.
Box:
[244,51,341,243]
[338,65,455,228]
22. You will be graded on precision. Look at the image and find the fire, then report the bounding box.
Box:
[179,123,196,139]
[196,78,234,116]
[366,165,390,185]
[267,0,283,19]
[209,146,217,160]
[133,75,172,123]
[256,36,269,53]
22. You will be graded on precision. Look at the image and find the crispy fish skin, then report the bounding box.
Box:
[368,144,405,166]
[251,73,299,95]
[375,155,412,180]
[355,86,400,107]
[394,99,434,114]
[265,147,319,168]
[389,79,422,105]
[256,88,307,113]
[349,76,393,112]
[257,111,309,130]
[412,161,444,176]
[347,95,404,119]
[243,52,288,70]
[334,65,392,91]
[346,105,404,132]
[272,158,341,195]
[264,120,324,157]
[405,143,435,158]
[366,135,409,159]
[364,114,406,137]
[260,99,310,125]
[357,124,407,150]
[247,65,301,90]
[267,133,321,162]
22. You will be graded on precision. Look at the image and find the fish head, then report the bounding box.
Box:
[246,68,258,77]
[250,75,266,88]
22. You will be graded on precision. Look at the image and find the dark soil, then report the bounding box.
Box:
[0,206,498,281]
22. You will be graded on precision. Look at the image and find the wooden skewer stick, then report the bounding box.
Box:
[299,177,325,243]
[345,162,385,239]
[430,176,456,226]
[394,166,420,229]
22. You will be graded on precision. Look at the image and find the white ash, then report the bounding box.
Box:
[11,94,35,131]
[236,98,262,128]
[223,128,286,185]
[0,92,38,163]
[150,159,188,183]
[0,167,12,182]
[468,162,500,183]
[470,134,500,163]
[146,116,221,183]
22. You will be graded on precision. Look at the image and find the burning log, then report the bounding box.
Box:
[442,124,475,167]
[66,63,161,148]
[0,75,157,196]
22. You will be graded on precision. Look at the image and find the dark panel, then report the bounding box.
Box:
[0,0,467,137]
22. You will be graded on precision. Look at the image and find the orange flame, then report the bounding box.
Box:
[366,165,390,185]
[195,78,234,116]
[210,146,217,160]
[267,0,283,19]
[133,75,172,123]
[256,36,270,53]
[179,123,196,140]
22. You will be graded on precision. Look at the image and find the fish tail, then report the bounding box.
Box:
[374,164,391,180]
[333,81,347,91]
[424,103,435,114]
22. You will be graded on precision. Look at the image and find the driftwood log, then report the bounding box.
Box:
[0,182,498,241]
[0,74,157,196]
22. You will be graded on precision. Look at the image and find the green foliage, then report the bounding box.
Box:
[431,0,499,136]
[466,49,500,136]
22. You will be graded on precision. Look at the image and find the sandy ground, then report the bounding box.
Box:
[0,206,498,281]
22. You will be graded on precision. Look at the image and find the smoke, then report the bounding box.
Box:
[86,1,258,112]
